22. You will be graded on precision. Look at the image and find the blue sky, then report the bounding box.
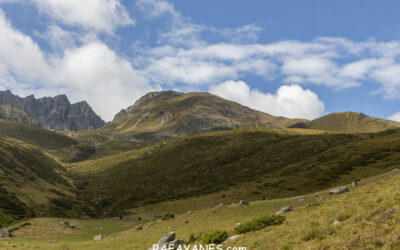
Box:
[0,0,400,121]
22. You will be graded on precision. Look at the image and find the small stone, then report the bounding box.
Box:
[215,203,224,208]
[186,211,193,214]
[60,221,70,227]
[0,229,11,237]
[48,240,57,243]
[333,220,340,226]
[223,235,242,244]
[239,200,249,205]
[93,235,104,241]
[352,179,360,188]
[236,223,242,226]
[136,225,143,230]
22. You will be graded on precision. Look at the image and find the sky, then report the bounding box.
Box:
[0,0,400,122]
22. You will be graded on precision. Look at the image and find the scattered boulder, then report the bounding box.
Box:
[236,223,242,226]
[276,206,292,215]
[223,235,241,244]
[352,179,360,188]
[60,221,70,227]
[393,168,399,172]
[216,203,224,208]
[239,200,249,206]
[48,240,57,243]
[136,225,143,230]
[0,229,11,237]
[329,187,349,195]
[156,232,184,248]
[93,235,104,241]
[186,211,193,215]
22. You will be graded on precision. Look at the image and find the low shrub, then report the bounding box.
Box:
[234,215,286,234]
[162,214,175,220]
[202,230,228,244]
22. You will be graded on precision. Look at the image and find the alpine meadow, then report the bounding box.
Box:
[1,1,400,249]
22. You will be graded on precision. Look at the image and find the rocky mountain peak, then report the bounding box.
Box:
[0,90,105,131]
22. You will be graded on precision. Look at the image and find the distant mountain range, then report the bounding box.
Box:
[0,90,105,131]
[0,90,399,134]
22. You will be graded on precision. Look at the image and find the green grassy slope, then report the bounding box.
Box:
[0,138,96,225]
[0,119,77,150]
[1,170,399,249]
[73,128,400,215]
[290,112,400,133]
[0,105,39,126]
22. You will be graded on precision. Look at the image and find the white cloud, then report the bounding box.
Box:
[209,80,324,120]
[371,64,400,98]
[389,112,400,122]
[0,10,51,83]
[31,0,133,33]
[136,0,179,19]
[0,11,156,121]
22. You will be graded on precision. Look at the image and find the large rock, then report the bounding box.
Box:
[329,187,349,195]
[157,232,175,246]
[156,232,185,248]
[0,229,10,237]
[0,90,105,131]
[276,206,292,215]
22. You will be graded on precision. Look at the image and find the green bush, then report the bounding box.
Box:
[234,215,286,234]
[162,214,175,220]
[202,230,228,244]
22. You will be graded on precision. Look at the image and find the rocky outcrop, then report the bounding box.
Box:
[0,105,39,126]
[329,187,349,195]
[276,206,292,215]
[0,90,105,131]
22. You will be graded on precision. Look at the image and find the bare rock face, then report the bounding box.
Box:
[0,90,105,131]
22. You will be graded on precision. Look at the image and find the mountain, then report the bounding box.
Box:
[0,105,39,126]
[103,91,303,140]
[0,90,105,131]
[289,112,400,133]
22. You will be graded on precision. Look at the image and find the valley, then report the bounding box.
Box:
[0,91,400,249]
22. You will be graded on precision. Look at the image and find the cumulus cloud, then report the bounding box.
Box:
[0,11,156,121]
[31,0,134,33]
[209,80,324,120]
[389,112,400,122]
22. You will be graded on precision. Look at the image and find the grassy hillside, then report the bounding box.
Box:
[0,119,77,150]
[103,91,302,141]
[0,137,96,225]
[72,128,400,215]
[1,169,399,249]
[0,105,39,126]
[290,112,400,133]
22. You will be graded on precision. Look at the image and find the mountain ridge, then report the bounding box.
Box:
[104,90,304,141]
[289,111,400,133]
[0,90,105,131]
